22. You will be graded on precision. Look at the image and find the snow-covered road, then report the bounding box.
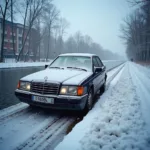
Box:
[55,62,150,150]
[0,64,124,150]
[129,63,150,130]
[0,107,75,150]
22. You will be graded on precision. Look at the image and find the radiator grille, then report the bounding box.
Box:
[31,82,60,95]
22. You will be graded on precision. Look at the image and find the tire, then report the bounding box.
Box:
[100,80,106,94]
[82,89,93,115]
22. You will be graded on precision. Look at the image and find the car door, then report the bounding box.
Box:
[96,56,105,88]
[92,56,102,94]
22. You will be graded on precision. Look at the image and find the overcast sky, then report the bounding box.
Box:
[54,0,134,57]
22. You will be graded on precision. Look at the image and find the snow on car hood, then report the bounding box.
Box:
[21,68,93,85]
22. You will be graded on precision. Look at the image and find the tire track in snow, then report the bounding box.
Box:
[0,103,29,122]
[41,118,74,150]
[129,62,150,129]
[0,111,61,150]
[0,106,47,125]
[19,117,74,150]
[15,116,67,150]
[106,63,125,89]
[0,106,32,124]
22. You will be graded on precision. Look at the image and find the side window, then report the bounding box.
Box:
[96,57,103,67]
[93,57,99,67]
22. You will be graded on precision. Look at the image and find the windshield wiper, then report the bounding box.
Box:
[49,67,64,69]
[67,67,87,72]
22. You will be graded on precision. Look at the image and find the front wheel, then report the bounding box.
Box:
[82,89,93,115]
[100,81,106,94]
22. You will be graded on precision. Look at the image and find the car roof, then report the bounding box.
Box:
[59,53,97,57]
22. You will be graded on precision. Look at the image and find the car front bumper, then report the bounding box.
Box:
[15,89,88,110]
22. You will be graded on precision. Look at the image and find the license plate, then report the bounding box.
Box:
[32,96,54,104]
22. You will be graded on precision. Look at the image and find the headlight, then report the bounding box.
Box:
[60,86,68,94]
[17,81,31,91]
[60,86,84,96]
[68,86,77,95]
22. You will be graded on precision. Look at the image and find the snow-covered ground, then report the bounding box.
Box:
[55,62,150,150]
[0,60,124,69]
[0,62,51,69]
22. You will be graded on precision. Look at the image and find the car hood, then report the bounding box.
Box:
[21,68,93,85]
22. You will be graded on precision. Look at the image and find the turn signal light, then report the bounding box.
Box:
[17,81,20,89]
[77,86,84,96]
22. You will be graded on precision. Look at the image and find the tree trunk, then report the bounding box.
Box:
[39,41,41,61]
[17,26,32,62]
[0,0,9,62]
[46,26,51,62]
[24,31,31,62]
[11,0,16,61]
[0,18,6,62]
[17,2,29,62]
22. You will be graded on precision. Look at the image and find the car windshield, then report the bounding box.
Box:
[49,56,92,71]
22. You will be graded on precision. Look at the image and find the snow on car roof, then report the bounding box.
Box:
[59,53,96,57]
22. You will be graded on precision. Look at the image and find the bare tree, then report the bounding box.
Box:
[58,18,70,38]
[0,0,10,62]
[53,18,70,55]
[16,0,46,62]
[127,0,150,6]
[84,35,93,53]
[53,25,59,49]
[42,2,59,61]
[74,31,83,52]
[31,16,44,62]
[120,0,150,61]
[30,16,40,61]
[10,0,16,61]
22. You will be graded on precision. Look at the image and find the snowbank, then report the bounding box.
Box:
[0,62,51,69]
[55,62,150,150]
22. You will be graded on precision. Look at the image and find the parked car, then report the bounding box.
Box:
[15,53,107,112]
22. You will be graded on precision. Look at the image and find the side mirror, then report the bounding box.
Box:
[103,65,106,70]
[94,67,102,73]
[45,64,48,69]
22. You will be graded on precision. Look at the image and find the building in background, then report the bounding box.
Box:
[0,18,39,62]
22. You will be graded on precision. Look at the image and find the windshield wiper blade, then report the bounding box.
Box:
[49,67,64,69]
[67,67,87,72]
